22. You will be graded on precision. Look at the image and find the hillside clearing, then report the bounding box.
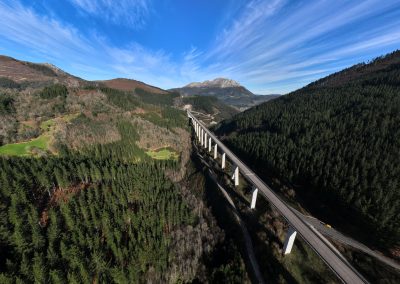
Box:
[0,135,50,156]
[146,147,179,160]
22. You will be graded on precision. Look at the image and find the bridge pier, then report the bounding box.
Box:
[283,227,297,255]
[251,187,258,209]
[198,126,201,142]
[231,165,239,186]
[222,152,226,169]
[214,144,218,159]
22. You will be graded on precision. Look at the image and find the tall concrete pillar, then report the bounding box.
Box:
[231,166,239,186]
[222,153,226,169]
[201,128,204,145]
[214,144,218,159]
[198,125,201,141]
[283,227,297,255]
[204,133,208,148]
[208,137,212,152]
[251,187,258,209]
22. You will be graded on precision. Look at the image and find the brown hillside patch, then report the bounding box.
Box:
[20,120,38,128]
[0,55,82,87]
[132,107,147,114]
[40,183,90,226]
[74,89,98,96]
[99,78,167,94]
[0,55,53,82]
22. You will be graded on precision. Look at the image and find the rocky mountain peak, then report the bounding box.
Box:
[186,78,242,88]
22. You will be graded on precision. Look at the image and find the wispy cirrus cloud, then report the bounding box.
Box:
[69,0,152,27]
[196,0,400,93]
[0,0,171,85]
[1,0,400,94]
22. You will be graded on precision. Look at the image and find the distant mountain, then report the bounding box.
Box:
[0,56,170,96]
[186,78,243,88]
[170,78,278,110]
[0,54,186,150]
[98,78,168,94]
[0,55,82,88]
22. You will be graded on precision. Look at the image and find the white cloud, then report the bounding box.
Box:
[0,1,92,59]
[1,0,400,93]
[69,0,152,27]
[194,0,400,93]
[0,0,176,86]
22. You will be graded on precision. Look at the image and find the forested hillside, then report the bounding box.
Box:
[215,50,400,251]
[182,96,239,121]
[0,57,250,282]
[0,154,192,282]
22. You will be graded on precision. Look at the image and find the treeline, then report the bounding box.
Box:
[0,77,20,89]
[39,84,68,99]
[216,51,400,248]
[183,96,218,114]
[101,87,141,111]
[23,62,57,77]
[78,120,150,163]
[0,94,15,115]
[183,96,238,120]
[135,88,178,106]
[143,107,187,130]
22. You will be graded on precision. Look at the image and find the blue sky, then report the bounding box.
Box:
[0,0,400,94]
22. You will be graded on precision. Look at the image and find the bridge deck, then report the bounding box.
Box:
[188,111,367,284]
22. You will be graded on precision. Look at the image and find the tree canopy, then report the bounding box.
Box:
[216,50,400,248]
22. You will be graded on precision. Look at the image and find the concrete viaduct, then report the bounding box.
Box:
[188,111,368,284]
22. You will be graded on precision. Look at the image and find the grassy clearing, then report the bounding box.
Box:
[40,119,55,131]
[0,135,50,156]
[0,114,80,157]
[146,147,179,160]
[40,113,79,132]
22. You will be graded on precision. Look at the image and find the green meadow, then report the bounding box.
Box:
[0,114,81,157]
[146,147,179,160]
[0,135,50,156]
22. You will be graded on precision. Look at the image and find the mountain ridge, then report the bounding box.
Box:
[171,77,278,110]
[97,78,168,94]
[185,78,242,88]
[0,55,169,94]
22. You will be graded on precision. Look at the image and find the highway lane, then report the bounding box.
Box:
[189,111,368,284]
[291,208,400,271]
